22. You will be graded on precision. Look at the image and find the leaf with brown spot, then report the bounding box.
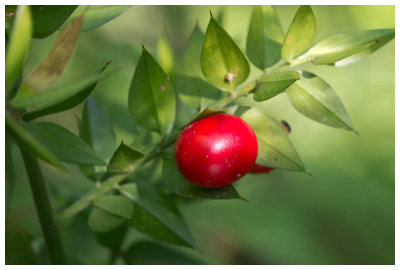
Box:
[128,48,176,136]
[240,108,305,171]
[22,11,85,92]
[201,16,250,93]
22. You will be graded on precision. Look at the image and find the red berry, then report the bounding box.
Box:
[249,164,275,174]
[174,113,258,188]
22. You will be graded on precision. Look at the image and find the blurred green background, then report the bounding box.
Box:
[7,5,394,265]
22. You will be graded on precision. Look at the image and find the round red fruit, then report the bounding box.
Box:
[174,113,258,188]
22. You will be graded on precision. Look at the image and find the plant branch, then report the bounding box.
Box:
[57,139,167,222]
[287,55,309,67]
[211,81,259,110]
[20,149,65,264]
[264,58,289,74]
[57,53,309,224]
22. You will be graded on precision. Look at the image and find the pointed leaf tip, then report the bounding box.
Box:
[241,108,305,172]
[201,15,250,92]
[128,48,176,135]
[286,71,354,131]
[303,29,394,66]
[246,5,285,70]
[210,10,213,16]
[162,156,242,200]
[281,5,316,62]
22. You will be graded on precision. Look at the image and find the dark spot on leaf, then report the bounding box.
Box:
[160,85,166,91]
[281,120,291,134]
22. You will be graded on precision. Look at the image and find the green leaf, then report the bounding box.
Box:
[286,71,354,131]
[253,70,300,101]
[129,203,189,247]
[281,5,316,62]
[124,241,202,265]
[108,142,144,173]
[22,11,85,91]
[92,195,134,219]
[246,6,285,70]
[88,208,126,233]
[201,15,250,92]
[128,157,164,186]
[61,5,131,32]
[5,114,62,168]
[28,122,105,165]
[10,62,110,112]
[30,5,77,38]
[175,24,202,110]
[299,29,395,66]
[119,183,196,248]
[129,129,161,155]
[174,23,221,114]
[128,48,176,136]
[80,95,116,159]
[96,224,128,251]
[57,173,130,221]
[79,96,117,179]
[89,195,133,233]
[240,108,305,171]
[5,132,16,212]
[175,24,203,79]
[162,157,242,200]
[5,5,32,98]
[157,26,175,76]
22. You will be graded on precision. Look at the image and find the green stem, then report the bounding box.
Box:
[264,58,288,74]
[211,81,259,110]
[57,139,167,222]
[20,150,65,264]
[287,55,309,67]
[5,131,15,214]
